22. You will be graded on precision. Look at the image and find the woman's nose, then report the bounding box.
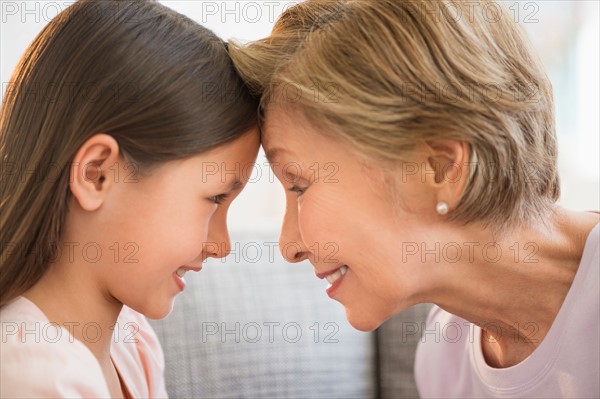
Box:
[279,203,309,263]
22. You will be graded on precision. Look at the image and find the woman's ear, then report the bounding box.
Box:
[424,139,472,211]
[69,133,121,211]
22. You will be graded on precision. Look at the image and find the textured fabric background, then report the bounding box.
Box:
[150,231,377,398]
[377,303,433,398]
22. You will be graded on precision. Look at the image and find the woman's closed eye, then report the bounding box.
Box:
[289,185,307,196]
[209,193,230,205]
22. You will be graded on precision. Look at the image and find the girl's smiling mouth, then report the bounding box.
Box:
[173,266,202,291]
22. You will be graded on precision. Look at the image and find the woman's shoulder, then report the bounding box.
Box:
[0,297,110,398]
[424,303,464,326]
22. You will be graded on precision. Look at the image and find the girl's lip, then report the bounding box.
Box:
[173,272,185,291]
[180,265,202,272]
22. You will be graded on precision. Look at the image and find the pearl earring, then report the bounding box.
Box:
[436,201,449,215]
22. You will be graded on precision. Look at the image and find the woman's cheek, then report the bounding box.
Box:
[297,196,329,243]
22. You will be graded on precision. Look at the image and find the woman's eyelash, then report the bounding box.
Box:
[289,185,306,195]
[210,193,230,205]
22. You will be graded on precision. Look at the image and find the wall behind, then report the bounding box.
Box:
[1,1,598,234]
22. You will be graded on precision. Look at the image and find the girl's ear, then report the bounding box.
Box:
[69,134,120,211]
[424,139,472,211]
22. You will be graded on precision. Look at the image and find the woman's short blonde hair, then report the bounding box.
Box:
[230,0,560,229]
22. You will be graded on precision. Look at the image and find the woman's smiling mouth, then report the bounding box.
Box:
[316,265,349,297]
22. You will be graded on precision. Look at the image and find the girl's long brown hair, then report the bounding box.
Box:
[0,0,258,307]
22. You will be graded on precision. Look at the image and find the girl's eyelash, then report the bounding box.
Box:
[210,193,230,205]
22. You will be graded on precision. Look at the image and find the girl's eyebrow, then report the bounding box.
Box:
[227,179,244,192]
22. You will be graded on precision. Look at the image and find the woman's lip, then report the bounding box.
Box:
[326,272,346,298]
[315,265,346,279]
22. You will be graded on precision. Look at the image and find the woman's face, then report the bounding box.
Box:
[72,130,260,319]
[263,106,442,331]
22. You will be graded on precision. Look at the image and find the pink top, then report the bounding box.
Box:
[0,296,168,398]
[415,223,600,398]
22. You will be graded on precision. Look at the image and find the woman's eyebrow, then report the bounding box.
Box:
[265,147,288,164]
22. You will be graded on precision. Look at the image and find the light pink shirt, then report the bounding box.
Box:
[415,223,600,398]
[1,297,168,398]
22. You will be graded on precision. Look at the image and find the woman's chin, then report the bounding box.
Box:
[345,308,385,332]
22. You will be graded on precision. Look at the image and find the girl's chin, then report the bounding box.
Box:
[132,300,175,321]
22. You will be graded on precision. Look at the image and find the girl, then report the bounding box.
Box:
[229,0,599,397]
[0,0,259,397]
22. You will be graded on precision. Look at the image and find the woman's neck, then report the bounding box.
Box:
[420,207,599,367]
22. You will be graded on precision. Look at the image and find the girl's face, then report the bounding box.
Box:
[70,130,260,319]
[262,107,442,331]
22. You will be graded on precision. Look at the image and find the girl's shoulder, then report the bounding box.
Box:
[0,297,110,398]
[114,304,165,365]
[111,305,168,398]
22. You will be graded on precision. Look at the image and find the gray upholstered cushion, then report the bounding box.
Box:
[149,231,376,398]
[377,303,433,398]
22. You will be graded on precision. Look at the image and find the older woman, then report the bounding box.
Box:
[229,0,599,397]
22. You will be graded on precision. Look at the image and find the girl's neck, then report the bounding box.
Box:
[22,259,123,362]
